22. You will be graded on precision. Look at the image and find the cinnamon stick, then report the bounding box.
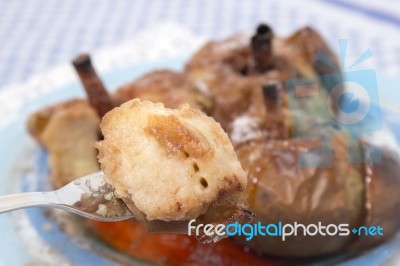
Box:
[262,81,289,138]
[251,24,274,73]
[72,53,114,117]
[262,81,281,112]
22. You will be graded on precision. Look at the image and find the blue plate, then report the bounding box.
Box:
[0,57,399,265]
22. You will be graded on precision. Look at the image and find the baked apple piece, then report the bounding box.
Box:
[96,99,253,241]
[185,24,340,131]
[235,134,364,257]
[113,70,214,114]
[27,99,100,187]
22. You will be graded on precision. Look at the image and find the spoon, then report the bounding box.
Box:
[0,171,134,222]
[0,171,253,241]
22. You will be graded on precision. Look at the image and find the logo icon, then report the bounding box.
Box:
[285,39,382,167]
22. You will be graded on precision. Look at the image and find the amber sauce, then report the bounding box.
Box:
[89,219,280,266]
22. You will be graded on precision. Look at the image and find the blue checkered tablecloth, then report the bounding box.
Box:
[1,0,400,88]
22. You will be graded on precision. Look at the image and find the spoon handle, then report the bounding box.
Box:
[0,191,59,213]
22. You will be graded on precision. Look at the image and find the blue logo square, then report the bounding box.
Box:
[285,69,382,167]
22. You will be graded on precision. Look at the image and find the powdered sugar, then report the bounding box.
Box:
[230,114,266,145]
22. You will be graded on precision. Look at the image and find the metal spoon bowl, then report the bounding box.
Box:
[0,171,134,222]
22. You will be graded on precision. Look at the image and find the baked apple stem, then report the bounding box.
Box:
[251,24,274,73]
[72,53,114,117]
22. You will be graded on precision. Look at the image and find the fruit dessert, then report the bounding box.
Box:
[27,24,400,265]
[96,99,252,240]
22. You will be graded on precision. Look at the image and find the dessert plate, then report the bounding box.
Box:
[0,56,399,265]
